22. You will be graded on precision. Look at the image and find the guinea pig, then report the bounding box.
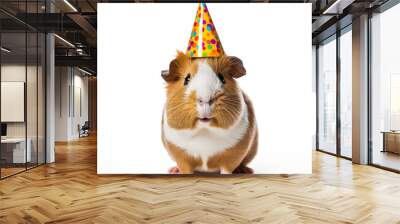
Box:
[161,52,258,174]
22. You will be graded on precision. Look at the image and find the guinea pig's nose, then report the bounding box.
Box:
[197,98,212,105]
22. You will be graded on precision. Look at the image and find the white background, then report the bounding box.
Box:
[98,3,312,174]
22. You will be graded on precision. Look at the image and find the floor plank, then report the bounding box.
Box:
[1,134,400,223]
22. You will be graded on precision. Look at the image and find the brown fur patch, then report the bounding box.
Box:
[165,53,199,130]
[207,93,257,173]
[209,87,241,129]
[206,56,244,129]
[166,90,198,129]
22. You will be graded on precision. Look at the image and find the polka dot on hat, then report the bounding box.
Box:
[186,3,224,58]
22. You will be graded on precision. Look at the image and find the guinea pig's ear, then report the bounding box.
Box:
[161,70,172,82]
[162,52,188,82]
[228,56,246,79]
[161,59,180,82]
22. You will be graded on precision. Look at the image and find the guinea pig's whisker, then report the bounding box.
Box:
[218,107,236,121]
[167,98,191,108]
[221,99,239,105]
[168,93,185,102]
[220,98,239,104]
[221,96,240,101]
[213,92,224,101]
[167,103,186,111]
[222,96,239,101]
[167,106,184,114]
[226,108,240,119]
[221,102,240,110]
[224,97,240,102]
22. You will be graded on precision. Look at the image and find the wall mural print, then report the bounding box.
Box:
[98,3,312,174]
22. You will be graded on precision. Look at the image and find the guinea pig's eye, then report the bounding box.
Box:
[217,73,226,84]
[184,74,191,86]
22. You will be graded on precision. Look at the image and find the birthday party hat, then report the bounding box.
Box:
[186,3,224,58]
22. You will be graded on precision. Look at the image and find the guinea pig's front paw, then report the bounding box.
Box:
[220,169,233,174]
[168,166,180,174]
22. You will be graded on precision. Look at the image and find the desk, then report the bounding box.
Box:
[381,131,400,154]
[1,138,31,163]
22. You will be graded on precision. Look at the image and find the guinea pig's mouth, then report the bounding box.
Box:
[198,117,212,122]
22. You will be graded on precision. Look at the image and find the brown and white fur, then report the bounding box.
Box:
[161,52,257,174]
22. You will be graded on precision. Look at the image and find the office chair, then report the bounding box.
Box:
[79,121,90,138]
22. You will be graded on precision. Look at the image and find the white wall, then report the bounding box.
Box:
[55,66,70,141]
[55,67,89,141]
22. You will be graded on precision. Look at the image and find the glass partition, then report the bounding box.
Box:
[318,36,337,154]
[0,2,46,179]
[1,31,28,177]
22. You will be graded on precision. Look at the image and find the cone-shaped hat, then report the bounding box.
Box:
[186,3,224,58]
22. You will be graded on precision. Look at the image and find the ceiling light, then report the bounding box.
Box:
[1,47,11,53]
[76,48,85,55]
[323,0,354,15]
[63,0,78,12]
[78,67,93,76]
[54,34,75,48]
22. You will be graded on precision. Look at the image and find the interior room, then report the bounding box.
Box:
[0,28,46,178]
[0,0,399,223]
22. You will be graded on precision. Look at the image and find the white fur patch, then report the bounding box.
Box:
[185,61,222,100]
[163,90,248,172]
[185,61,222,119]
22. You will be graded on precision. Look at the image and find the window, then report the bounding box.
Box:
[371,3,400,171]
[318,36,337,154]
[339,28,352,158]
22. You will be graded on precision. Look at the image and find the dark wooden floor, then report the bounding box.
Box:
[0,134,400,223]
